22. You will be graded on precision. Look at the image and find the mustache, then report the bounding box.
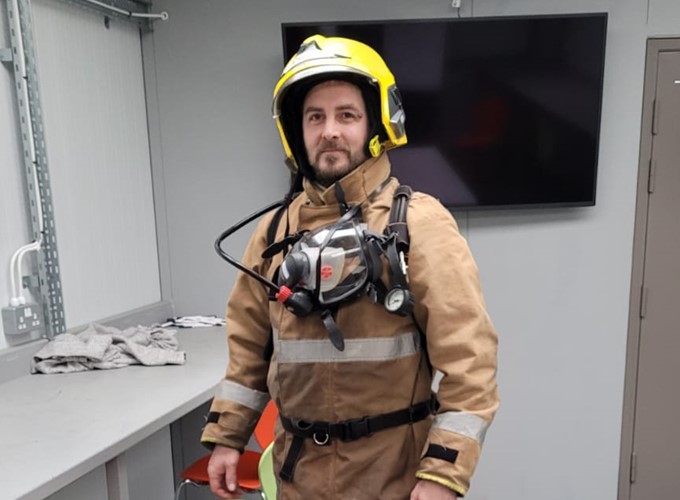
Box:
[317,140,348,152]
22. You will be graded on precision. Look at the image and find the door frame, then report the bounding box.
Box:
[619,37,680,500]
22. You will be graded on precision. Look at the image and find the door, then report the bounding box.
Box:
[627,45,680,500]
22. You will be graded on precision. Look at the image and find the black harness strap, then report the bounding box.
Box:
[260,186,304,361]
[266,204,288,251]
[261,232,306,260]
[278,394,438,482]
[321,308,345,351]
[279,432,305,482]
[261,206,288,362]
[334,182,350,215]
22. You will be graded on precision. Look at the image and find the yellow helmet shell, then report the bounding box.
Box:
[272,34,407,171]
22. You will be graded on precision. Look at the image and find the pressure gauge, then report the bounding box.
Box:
[384,287,414,316]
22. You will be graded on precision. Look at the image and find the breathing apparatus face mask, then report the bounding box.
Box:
[278,219,378,308]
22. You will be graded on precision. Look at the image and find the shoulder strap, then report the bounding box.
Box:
[262,193,303,260]
[385,185,413,254]
[380,184,413,297]
[265,172,302,251]
[262,200,292,362]
[266,204,288,248]
[388,186,430,372]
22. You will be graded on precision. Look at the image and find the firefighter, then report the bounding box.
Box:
[202,34,499,499]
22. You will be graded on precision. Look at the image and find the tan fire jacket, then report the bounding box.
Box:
[201,153,499,499]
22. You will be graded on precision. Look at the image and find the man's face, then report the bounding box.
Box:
[302,80,369,187]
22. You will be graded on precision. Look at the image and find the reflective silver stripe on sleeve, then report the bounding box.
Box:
[276,331,421,364]
[215,380,269,411]
[433,411,489,445]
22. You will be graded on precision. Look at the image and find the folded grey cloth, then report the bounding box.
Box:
[31,323,186,374]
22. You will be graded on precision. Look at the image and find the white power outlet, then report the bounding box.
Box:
[2,303,44,336]
[451,0,462,8]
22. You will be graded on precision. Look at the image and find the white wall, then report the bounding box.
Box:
[146,1,680,499]
[0,0,161,349]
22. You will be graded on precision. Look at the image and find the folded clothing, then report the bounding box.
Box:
[31,323,186,374]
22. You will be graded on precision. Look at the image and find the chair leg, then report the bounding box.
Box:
[174,478,204,500]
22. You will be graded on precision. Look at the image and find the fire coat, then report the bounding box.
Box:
[201,153,499,499]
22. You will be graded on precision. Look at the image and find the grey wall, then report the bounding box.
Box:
[31,0,162,328]
[146,0,679,499]
[1,0,162,349]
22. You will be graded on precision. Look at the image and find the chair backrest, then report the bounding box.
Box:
[254,400,278,449]
[258,442,277,500]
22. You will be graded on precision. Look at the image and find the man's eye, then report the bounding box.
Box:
[307,113,322,123]
[340,112,358,121]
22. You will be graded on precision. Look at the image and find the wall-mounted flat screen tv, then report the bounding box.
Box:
[282,14,607,209]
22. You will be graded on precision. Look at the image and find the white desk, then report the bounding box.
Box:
[0,326,227,500]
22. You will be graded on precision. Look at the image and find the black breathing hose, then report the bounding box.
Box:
[214,199,285,292]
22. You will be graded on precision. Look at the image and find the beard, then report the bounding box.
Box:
[309,139,367,187]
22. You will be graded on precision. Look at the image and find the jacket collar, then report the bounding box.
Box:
[303,153,392,207]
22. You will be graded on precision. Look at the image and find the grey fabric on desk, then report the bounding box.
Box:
[31,323,186,374]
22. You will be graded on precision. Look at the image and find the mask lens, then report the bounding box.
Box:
[289,220,369,305]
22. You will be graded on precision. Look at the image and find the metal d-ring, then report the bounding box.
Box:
[313,431,330,446]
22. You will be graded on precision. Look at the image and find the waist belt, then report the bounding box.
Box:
[278,394,438,482]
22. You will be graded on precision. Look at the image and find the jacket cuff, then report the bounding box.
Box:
[416,427,482,495]
[415,473,466,497]
[200,425,247,453]
[199,398,261,453]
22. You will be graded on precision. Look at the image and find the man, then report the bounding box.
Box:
[202,35,499,499]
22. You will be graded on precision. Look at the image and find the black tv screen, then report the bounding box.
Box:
[282,14,607,209]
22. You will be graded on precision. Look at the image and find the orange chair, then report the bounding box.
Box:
[253,399,277,450]
[174,400,278,500]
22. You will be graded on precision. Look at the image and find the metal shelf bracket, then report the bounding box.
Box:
[8,0,67,338]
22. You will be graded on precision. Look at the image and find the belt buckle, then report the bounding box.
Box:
[344,416,371,441]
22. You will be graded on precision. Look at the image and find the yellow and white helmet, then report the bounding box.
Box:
[272,34,407,176]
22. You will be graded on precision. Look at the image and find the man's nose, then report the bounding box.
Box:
[321,120,340,139]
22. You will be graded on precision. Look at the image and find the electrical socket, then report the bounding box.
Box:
[451,0,462,8]
[2,303,45,336]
